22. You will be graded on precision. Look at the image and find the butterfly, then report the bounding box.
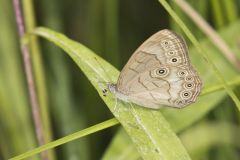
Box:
[106,29,202,109]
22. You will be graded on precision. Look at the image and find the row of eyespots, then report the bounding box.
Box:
[177,70,195,83]
[154,67,195,81]
[154,67,195,100]
[161,40,183,66]
[161,40,173,50]
[161,40,180,53]
[177,69,195,100]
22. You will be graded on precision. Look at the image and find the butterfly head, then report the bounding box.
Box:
[107,83,117,93]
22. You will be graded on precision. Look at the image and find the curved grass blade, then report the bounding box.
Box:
[25,27,192,160]
[9,118,119,160]
[159,0,240,112]
[102,20,240,159]
[180,121,240,159]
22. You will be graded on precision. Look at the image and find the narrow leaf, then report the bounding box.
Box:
[29,27,191,160]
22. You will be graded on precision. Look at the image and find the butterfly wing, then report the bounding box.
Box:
[116,29,202,108]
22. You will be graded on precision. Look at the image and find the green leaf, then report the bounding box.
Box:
[102,19,240,160]
[0,1,37,159]
[102,91,226,160]
[28,27,191,160]
[9,118,119,160]
[158,0,240,112]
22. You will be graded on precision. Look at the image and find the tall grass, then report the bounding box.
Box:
[0,0,240,160]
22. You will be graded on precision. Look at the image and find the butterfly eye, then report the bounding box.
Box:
[180,91,192,99]
[154,67,169,77]
[184,83,195,90]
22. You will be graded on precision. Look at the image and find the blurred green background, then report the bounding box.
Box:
[1,0,240,160]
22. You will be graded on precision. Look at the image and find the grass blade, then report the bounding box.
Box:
[158,0,240,112]
[27,27,192,160]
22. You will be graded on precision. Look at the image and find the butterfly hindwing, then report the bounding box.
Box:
[114,29,202,108]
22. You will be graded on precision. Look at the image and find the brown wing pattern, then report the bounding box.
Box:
[117,29,189,92]
[115,29,202,108]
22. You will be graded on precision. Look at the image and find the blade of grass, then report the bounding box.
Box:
[102,129,140,160]
[13,1,49,159]
[33,28,190,160]
[102,92,224,160]
[85,2,110,158]
[86,0,104,53]
[9,73,240,160]
[201,77,240,96]
[104,0,119,67]
[0,0,37,158]
[9,118,119,160]
[28,27,191,160]
[158,0,240,112]
[223,0,238,23]
[174,0,240,70]
[102,86,239,160]
[102,19,240,159]
[170,0,207,39]
[22,1,54,159]
[180,121,240,159]
[210,0,225,28]
[39,0,90,158]
[8,71,240,160]
[20,19,240,159]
